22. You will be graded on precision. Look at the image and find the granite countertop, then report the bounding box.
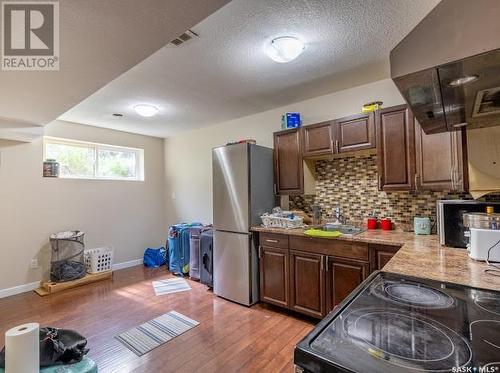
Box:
[251,226,500,292]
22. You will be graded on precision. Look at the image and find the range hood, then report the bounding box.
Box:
[390,0,500,134]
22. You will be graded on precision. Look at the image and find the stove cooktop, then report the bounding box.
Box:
[294,271,500,373]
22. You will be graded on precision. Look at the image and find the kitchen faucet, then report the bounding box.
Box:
[333,206,346,225]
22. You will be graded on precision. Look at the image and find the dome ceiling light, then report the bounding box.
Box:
[266,36,305,63]
[134,104,159,117]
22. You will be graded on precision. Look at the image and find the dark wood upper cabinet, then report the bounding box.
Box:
[303,121,334,157]
[289,250,325,318]
[326,257,368,312]
[274,128,303,195]
[259,246,289,308]
[415,120,466,191]
[334,112,376,153]
[376,105,416,191]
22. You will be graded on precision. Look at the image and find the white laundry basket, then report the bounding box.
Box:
[84,247,114,274]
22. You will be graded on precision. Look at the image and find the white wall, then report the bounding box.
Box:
[164,78,405,225]
[0,120,166,291]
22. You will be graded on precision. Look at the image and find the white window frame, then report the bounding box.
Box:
[43,136,145,181]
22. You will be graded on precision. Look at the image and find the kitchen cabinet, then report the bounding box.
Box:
[377,104,467,192]
[334,112,376,153]
[259,245,289,308]
[274,128,303,195]
[376,105,415,191]
[301,113,376,158]
[303,121,334,157]
[289,250,325,318]
[369,244,401,271]
[414,120,466,191]
[325,257,368,311]
[259,233,370,318]
[274,128,315,195]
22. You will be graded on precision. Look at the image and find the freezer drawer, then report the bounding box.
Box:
[213,230,258,306]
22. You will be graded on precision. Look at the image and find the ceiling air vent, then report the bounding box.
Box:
[169,30,199,47]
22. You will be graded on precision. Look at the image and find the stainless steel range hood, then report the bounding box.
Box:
[390,0,500,134]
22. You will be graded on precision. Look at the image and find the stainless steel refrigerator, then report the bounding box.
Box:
[212,143,274,306]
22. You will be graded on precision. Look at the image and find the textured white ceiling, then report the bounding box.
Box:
[59,0,440,138]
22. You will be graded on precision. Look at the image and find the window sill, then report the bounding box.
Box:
[43,176,145,182]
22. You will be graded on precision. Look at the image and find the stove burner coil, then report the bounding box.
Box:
[344,309,472,372]
[474,297,500,316]
[374,281,455,309]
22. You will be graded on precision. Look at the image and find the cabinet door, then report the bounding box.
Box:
[376,105,415,191]
[369,244,400,272]
[326,257,368,312]
[259,246,289,308]
[274,129,303,195]
[303,121,334,157]
[334,112,376,153]
[415,120,465,191]
[289,250,325,318]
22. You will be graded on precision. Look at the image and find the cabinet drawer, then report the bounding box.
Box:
[259,233,289,248]
[289,236,368,261]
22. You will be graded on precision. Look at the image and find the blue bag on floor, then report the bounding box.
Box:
[167,222,202,275]
[143,247,167,268]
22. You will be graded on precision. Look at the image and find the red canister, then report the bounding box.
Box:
[367,217,378,229]
[381,218,392,231]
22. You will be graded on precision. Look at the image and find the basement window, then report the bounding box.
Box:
[43,137,144,181]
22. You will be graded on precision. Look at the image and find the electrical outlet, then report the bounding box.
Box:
[30,258,39,269]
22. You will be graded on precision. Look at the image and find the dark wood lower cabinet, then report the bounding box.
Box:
[259,246,289,308]
[289,250,325,318]
[258,234,401,318]
[326,257,369,312]
[370,244,401,271]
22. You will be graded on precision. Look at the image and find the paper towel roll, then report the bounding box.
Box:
[5,323,39,373]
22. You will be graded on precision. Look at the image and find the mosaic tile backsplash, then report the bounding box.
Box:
[289,153,500,231]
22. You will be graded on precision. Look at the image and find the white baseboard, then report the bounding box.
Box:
[0,258,143,299]
[112,258,143,271]
[0,281,40,299]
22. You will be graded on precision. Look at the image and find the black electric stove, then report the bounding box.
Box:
[295,271,500,373]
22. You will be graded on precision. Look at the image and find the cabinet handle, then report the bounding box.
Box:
[324,256,328,272]
[414,174,419,190]
[320,255,324,272]
[336,140,340,153]
[266,239,278,243]
[450,166,456,190]
[273,183,277,195]
[258,246,262,259]
[330,139,334,152]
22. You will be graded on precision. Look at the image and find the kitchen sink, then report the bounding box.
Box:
[323,224,365,236]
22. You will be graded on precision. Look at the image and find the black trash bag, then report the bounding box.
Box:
[0,327,89,368]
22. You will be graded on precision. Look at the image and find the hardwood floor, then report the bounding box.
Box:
[0,266,315,373]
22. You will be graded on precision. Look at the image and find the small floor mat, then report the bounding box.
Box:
[116,311,199,356]
[152,277,191,296]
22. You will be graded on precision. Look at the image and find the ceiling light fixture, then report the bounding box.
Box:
[134,104,159,117]
[112,113,123,117]
[266,36,305,63]
[448,75,479,87]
